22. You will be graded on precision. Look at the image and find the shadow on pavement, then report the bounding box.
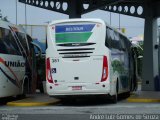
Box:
[59,93,130,106]
[0,95,26,106]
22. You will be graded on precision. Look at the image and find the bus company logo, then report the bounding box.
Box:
[56,24,95,33]
[65,26,84,32]
[5,61,25,67]
[71,43,81,46]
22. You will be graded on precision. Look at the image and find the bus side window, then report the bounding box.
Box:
[16,33,28,53]
[114,32,119,41]
[110,40,121,50]
[0,27,20,55]
[119,35,126,51]
[110,30,121,50]
[0,28,7,54]
[27,35,32,49]
[9,31,21,55]
[105,27,112,48]
[8,30,21,55]
[27,35,34,58]
[125,37,131,51]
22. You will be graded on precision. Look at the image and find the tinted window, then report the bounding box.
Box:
[27,35,33,49]
[105,28,112,48]
[0,27,21,55]
[16,32,29,55]
[105,27,121,50]
[120,35,126,51]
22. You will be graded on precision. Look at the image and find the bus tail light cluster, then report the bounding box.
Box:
[46,58,54,83]
[101,56,108,82]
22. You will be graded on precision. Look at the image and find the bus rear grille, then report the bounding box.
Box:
[56,43,96,58]
[57,48,95,51]
[57,48,95,58]
[62,56,90,58]
[59,52,93,55]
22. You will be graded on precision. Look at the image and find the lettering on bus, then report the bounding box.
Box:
[55,24,95,33]
[52,59,59,63]
[5,61,25,67]
[66,27,84,32]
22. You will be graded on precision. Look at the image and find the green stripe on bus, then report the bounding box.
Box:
[55,32,92,43]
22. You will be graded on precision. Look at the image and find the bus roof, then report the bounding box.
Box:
[0,19,26,34]
[49,18,128,40]
[49,18,105,26]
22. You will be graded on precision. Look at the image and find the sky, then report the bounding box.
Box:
[0,0,148,40]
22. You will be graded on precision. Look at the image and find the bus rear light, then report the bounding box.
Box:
[101,56,108,82]
[46,58,54,83]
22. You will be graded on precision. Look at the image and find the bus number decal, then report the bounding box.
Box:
[52,59,59,63]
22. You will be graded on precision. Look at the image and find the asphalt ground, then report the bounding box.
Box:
[0,90,159,107]
[0,81,159,107]
[0,92,160,120]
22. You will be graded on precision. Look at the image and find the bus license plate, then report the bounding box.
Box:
[72,86,82,90]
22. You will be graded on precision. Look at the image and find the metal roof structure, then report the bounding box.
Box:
[19,0,160,91]
[19,0,160,18]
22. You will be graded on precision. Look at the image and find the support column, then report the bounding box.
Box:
[142,4,159,91]
[159,28,160,77]
[68,0,82,18]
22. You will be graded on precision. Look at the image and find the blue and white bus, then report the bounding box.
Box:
[46,19,137,103]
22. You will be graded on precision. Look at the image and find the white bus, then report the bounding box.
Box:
[46,19,137,103]
[0,20,38,98]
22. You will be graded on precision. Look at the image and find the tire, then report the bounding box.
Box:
[124,92,130,98]
[16,94,26,99]
[39,83,44,93]
[111,80,118,103]
[111,91,117,103]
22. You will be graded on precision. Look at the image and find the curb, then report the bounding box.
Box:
[7,99,60,107]
[127,98,160,103]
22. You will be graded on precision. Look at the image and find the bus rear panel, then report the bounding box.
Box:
[46,19,113,97]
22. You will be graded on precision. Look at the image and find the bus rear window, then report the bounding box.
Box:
[55,24,95,43]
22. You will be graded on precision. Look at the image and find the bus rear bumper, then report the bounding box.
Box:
[46,82,111,97]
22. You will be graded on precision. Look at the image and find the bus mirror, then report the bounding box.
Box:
[30,42,42,58]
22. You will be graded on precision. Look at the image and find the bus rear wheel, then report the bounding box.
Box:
[111,93,117,103]
[111,80,118,103]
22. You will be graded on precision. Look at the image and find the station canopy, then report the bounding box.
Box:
[19,0,160,18]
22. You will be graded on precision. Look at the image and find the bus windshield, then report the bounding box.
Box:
[55,24,95,43]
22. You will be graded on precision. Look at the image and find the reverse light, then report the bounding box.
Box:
[46,58,53,83]
[101,56,108,82]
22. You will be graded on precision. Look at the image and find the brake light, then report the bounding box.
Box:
[101,56,108,82]
[46,58,53,83]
